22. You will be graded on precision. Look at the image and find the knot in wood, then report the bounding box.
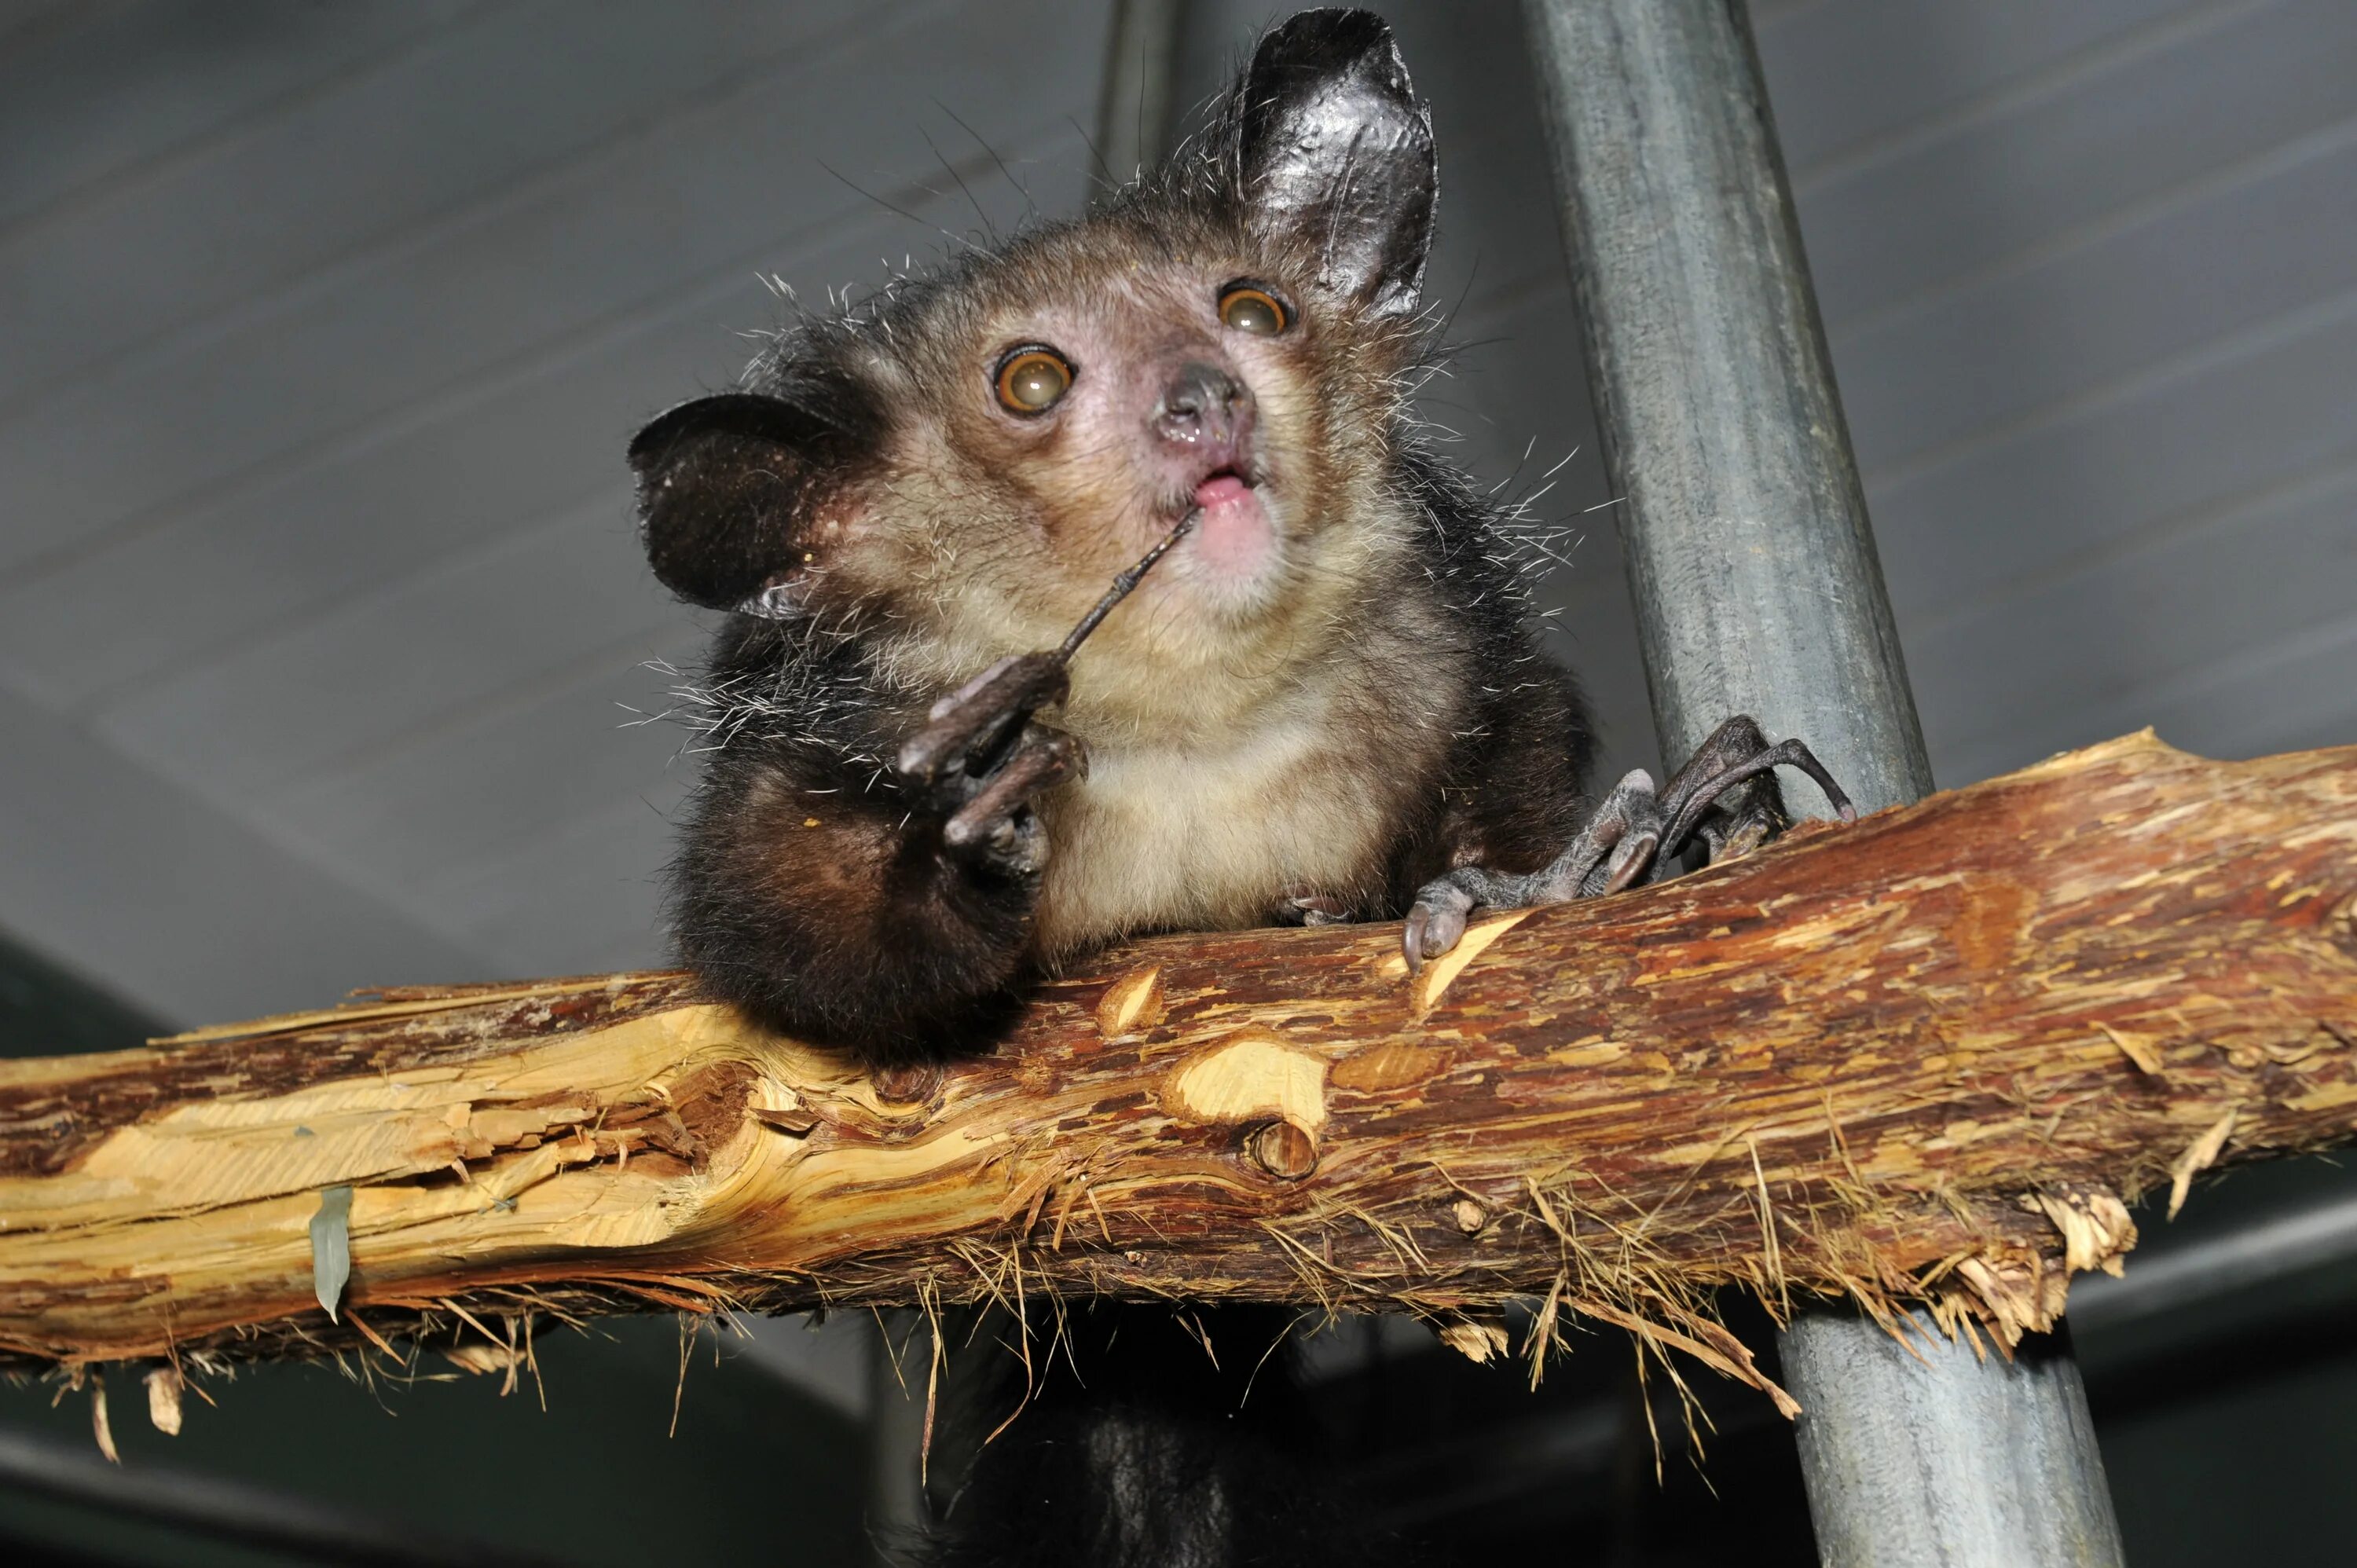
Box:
[871,1063,944,1106]
[1247,1119,1318,1181]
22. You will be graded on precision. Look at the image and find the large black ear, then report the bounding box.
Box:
[1233,9,1437,318]
[628,391,868,613]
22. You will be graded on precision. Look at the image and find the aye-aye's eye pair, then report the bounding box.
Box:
[992,283,1292,415]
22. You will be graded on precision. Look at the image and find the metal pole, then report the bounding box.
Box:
[0,1426,554,1568]
[866,1310,930,1566]
[1518,2,2124,1563]
[1095,0,1188,182]
[2070,1186,2357,1331]
[1779,1316,2120,1564]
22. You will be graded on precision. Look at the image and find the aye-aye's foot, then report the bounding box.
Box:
[1402,716,1857,972]
[896,652,1085,879]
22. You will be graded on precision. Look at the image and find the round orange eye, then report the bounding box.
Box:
[995,347,1073,413]
[1219,285,1288,335]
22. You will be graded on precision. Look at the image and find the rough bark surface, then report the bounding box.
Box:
[2,735,2352,1410]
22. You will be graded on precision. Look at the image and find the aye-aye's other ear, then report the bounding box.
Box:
[1233,9,1437,319]
[628,390,871,614]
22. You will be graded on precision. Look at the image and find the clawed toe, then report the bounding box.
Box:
[1556,768,1664,899]
[1277,889,1354,927]
[942,726,1080,849]
[1401,905,1452,974]
[1402,880,1476,974]
[898,651,1084,879]
[1653,717,1857,870]
[898,652,1070,786]
[1600,826,1660,895]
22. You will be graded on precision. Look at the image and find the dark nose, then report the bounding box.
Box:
[1151,361,1253,450]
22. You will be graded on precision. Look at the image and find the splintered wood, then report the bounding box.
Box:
[2,733,2354,1404]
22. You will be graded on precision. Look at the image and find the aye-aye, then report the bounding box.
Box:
[627,8,1849,1066]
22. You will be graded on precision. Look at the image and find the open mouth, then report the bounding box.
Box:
[1191,466,1253,511]
[1178,462,1277,585]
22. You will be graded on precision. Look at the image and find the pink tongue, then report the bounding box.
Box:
[1193,473,1250,509]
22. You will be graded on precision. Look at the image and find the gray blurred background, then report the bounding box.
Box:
[2,2,2353,1564]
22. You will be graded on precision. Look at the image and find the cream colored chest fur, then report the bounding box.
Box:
[1031,697,1424,957]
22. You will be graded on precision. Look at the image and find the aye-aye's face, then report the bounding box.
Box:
[632,9,1439,673]
[866,225,1411,643]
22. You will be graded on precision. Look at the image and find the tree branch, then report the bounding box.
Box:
[3,733,2352,1412]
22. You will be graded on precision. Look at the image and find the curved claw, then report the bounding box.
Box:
[1402,888,1472,976]
[1278,888,1353,927]
[899,652,1069,785]
[1601,827,1660,895]
[1655,728,1857,861]
[942,727,1080,862]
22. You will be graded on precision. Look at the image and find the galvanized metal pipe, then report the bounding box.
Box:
[1095,0,1189,181]
[1518,1,2123,1561]
[866,1311,930,1565]
[1777,1314,2121,1565]
[2070,1187,2357,1331]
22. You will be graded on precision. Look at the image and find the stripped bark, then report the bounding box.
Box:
[2,733,2352,1412]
